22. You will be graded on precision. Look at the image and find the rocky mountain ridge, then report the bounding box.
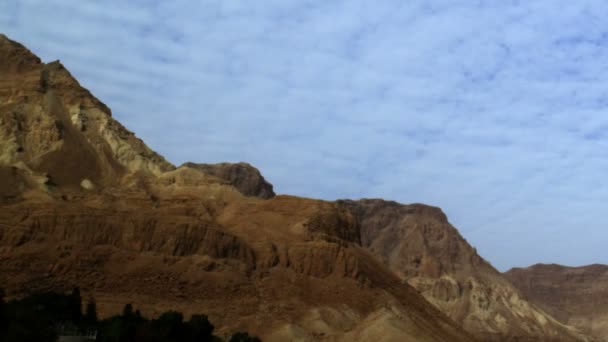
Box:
[0,34,595,341]
[338,199,591,341]
[0,33,473,342]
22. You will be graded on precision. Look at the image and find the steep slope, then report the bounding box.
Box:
[338,199,592,342]
[506,264,608,341]
[0,33,173,201]
[182,162,275,199]
[0,34,474,342]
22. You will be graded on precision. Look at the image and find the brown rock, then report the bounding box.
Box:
[0,34,174,195]
[182,162,275,199]
[506,264,608,341]
[0,193,475,342]
[338,199,593,341]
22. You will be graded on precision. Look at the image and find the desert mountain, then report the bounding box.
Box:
[337,199,592,341]
[0,33,473,342]
[0,34,592,341]
[506,263,608,341]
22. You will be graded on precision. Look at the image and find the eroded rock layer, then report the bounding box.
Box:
[338,199,592,341]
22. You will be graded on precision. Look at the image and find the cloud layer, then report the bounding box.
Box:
[3,0,608,270]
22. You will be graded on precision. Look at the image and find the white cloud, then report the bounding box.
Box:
[3,0,608,270]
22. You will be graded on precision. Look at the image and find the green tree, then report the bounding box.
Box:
[186,314,214,341]
[84,298,98,326]
[154,311,184,341]
[229,332,262,342]
[122,303,134,318]
[69,287,82,324]
[0,287,5,334]
[99,316,133,342]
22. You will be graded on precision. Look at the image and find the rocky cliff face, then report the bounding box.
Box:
[0,190,474,341]
[0,34,473,342]
[506,264,608,341]
[182,162,275,199]
[338,199,593,342]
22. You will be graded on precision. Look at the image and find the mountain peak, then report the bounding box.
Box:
[181,161,275,199]
[0,33,42,73]
[0,34,174,197]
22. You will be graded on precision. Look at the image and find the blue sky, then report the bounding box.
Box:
[2,0,608,271]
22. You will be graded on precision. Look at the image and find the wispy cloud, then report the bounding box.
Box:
[3,0,608,270]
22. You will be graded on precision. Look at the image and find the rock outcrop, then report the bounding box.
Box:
[338,199,593,341]
[506,264,608,341]
[182,162,275,199]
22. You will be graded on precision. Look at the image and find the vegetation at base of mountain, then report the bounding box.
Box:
[0,288,261,342]
[227,332,261,342]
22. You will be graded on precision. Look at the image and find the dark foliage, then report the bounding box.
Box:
[98,309,215,342]
[69,287,83,325]
[229,332,262,342]
[84,298,98,326]
[0,291,67,342]
[0,288,260,342]
[0,288,5,332]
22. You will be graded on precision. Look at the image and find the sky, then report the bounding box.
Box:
[2,0,608,271]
